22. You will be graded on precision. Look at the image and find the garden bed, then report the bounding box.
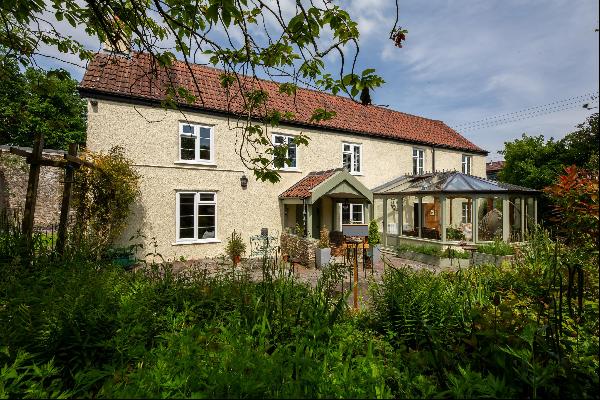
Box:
[471,252,515,267]
[396,244,471,268]
[397,250,470,268]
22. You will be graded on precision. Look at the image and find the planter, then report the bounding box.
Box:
[398,250,470,268]
[232,255,241,266]
[282,254,289,263]
[315,247,332,268]
[472,252,514,267]
[112,255,136,269]
[368,244,382,264]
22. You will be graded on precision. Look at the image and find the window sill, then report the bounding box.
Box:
[174,161,217,167]
[350,172,364,176]
[277,168,302,173]
[172,239,221,245]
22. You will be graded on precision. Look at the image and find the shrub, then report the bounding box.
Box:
[225,230,246,260]
[368,220,380,247]
[446,226,466,240]
[396,243,469,259]
[477,239,514,256]
[72,146,140,258]
[318,226,329,249]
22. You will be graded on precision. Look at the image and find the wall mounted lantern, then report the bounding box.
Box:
[240,174,248,189]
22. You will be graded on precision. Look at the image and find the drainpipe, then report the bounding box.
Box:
[302,199,307,237]
[431,146,436,172]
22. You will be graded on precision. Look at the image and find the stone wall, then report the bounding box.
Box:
[280,231,317,268]
[0,148,64,229]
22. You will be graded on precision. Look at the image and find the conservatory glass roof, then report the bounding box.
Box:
[372,171,539,196]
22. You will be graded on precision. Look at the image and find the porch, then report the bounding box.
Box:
[279,168,373,239]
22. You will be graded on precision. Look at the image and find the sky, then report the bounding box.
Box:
[34,0,599,162]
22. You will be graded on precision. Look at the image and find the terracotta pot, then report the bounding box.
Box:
[282,254,289,262]
[233,255,241,265]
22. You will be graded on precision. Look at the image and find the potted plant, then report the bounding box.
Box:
[225,230,246,266]
[315,226,331,268]
[368,220,381,264]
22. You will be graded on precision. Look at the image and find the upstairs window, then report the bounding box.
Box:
[176,192,217,242]
[413,148,424,175]
[272,134,297,170]
[462,155,472,175]
[179,123,214,163]
[342,143,362,174]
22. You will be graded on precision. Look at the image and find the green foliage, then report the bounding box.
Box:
[560,113,599,172]
[368,220,380,246]
[543,165,599,249]
[1,225,597,398]
[72,146,140,258]
[0,54,86,150]
[225,230,246,259]
[499,113,599,221]
[446,225,466,240]
[499,134,565,190]
[477,239,515,256]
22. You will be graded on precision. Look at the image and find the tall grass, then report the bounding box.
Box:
[1,226,597,398]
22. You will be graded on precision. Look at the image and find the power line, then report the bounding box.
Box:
[458,100,598,133]
[451,91,599,129]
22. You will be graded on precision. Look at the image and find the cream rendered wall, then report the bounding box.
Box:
[86,98,486,260]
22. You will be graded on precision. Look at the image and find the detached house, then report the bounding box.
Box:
[79,52,536,260]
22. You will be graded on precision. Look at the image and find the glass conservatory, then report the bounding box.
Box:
[371,171,539,250]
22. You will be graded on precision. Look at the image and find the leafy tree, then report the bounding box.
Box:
[0,0,406,182]
[498,113,599,223]
[498,134,565,190]
[560,113,599,172]
[543,165,599,248]
[0,55,86,150]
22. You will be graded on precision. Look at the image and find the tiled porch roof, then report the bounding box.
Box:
[279,169,341,199]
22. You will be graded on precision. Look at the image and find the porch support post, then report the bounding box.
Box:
[440,195,447,243]
[397,196,403,236]
[365,202,371,223]
[502,196,510,242]
[472,196,479,243]
[520,197,526,242]
[332,200,336,231]
[382,197,388,247]
[304,202,313,238]
[418,196,423,238]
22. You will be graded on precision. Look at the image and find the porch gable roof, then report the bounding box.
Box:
[279,169,373,204]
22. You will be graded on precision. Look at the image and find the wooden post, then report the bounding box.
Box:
[440,196,447,242]
[21,133,44,241]
[56,143,78,255]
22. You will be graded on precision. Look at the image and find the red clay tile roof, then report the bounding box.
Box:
[279,169,340,199]
[486,161,505,173]
[79,52,486,154]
